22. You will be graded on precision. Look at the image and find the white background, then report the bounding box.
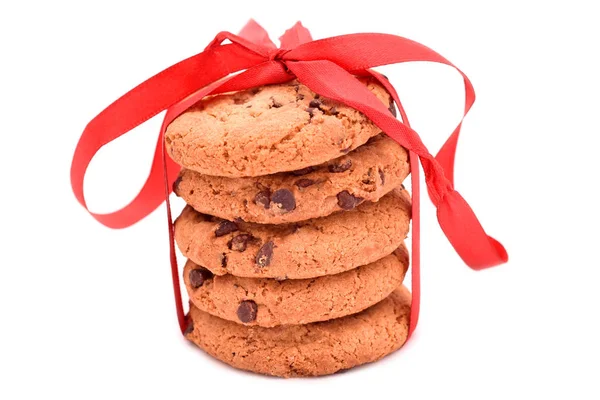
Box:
[1,1,599,398]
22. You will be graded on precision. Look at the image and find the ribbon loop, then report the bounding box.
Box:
[279,21,313,48]
[71,42,267,228]
[237,19,277,49]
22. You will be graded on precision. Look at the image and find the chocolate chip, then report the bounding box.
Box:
[172,176,182,195]
[328,159,352,173]
[237,300,258,323]
[270,97,282,108]
[388,99,397,117]
[220,253,227,267]
[184,320,194,335]
[215,220,239,237]
[326,106,339,116]
[291,167,315,176]
[254,190,271,209]
[309,99,322,108]
[271,189,296,212]
[189,267,213,289]
[305,107,316,117]
[337,191,363,210]
[379,168,385,185]
[296,93,305,101]
[256,241,274,267]
[362,168,376,184]
[228,234,253,252]
[295,178,316,188]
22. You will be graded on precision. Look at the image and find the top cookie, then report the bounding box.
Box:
[165,78,392,177]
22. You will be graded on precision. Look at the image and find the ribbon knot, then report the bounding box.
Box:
[268,48,291,61]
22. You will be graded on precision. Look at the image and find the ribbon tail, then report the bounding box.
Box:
[288,60,507,270]
[279,21,313,48]
[237,19,277,49]
[438,191,508,269]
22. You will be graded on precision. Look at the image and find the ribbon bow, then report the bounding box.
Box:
[71,20,508,336]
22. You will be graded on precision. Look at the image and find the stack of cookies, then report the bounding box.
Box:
[166,77,412,377]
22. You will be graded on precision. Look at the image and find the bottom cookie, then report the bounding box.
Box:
[185,286,411,377]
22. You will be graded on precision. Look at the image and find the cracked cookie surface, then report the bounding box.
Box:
[165,78,392,177]
[174,188,411,279]
[183,245,408,327]
[185,285,411,377]
[174,134,409,224]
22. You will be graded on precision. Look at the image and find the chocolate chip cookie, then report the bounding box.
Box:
[174,188,411,279]
[183,245,408,327]
[165,78,392,177]
[184,285,411,377]
[173,135,409,224]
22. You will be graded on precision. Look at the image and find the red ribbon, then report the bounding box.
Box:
[71,21,508,338]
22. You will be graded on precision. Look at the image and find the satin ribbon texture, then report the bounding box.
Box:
[71,20,508,337]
